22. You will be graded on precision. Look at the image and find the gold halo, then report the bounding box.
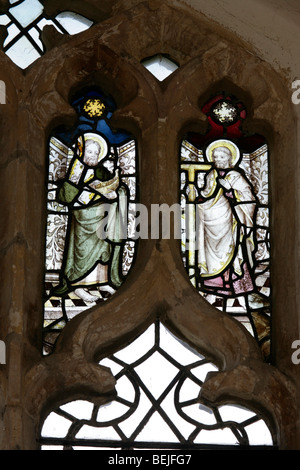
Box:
[78,132,109,161]
[206,139,240,165]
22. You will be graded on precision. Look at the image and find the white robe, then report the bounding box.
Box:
[197,169,255,281]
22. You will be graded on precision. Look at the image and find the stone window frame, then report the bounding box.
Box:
[0,2,298,450]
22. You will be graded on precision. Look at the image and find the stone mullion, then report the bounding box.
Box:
[1,104,29,449]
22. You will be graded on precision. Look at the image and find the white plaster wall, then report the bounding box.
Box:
[177,0,300,78]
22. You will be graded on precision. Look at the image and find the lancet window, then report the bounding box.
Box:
[43,87,137,355]
[180,94,271,360]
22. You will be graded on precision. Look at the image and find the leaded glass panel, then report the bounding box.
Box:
[0,1,93,68]
[43,88,138,354]
[39,322,274,450]
[180,94,271,360]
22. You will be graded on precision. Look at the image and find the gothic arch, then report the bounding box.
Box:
[0,1,296,450]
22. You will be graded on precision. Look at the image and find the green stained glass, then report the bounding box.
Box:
[180,94,271,361]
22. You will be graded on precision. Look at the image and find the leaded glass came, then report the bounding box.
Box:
[0,1,93,68]
[180,94,271,360]
[43,88,137,354]
[39,322,274,450]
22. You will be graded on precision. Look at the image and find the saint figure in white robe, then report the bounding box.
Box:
[197,140,256,296]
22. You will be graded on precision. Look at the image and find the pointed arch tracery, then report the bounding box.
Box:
[5,1,296,451]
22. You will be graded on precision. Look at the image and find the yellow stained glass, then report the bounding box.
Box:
[83,99,106,117]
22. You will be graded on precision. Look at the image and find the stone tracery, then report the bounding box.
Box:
[0,0,298,450]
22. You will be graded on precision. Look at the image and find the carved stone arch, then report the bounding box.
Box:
[22,32,167,444]
[157,45,298,448]
[10,0,297,450]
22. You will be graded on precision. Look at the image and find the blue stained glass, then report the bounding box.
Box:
[55,118,131,147]
[56,90,131,147]
[43,88,137,355]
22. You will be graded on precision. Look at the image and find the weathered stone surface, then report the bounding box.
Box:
[0,0,299,450]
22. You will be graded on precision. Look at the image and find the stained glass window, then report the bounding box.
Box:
[180,94,271,360]
[0,1,93,69]
[39,321,274,450]
[43,88,137,354]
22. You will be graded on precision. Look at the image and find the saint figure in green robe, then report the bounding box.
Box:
[52,132,127,302]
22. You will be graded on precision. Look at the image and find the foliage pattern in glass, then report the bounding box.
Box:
[43,88,137,354]
[180,94,271,360]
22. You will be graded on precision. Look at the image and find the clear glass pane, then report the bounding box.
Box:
[97,401,130,423]
[55,11,93,35]
[195,428,238,445]
[245,419,273,445]
[9,0,44,27]
[218,404,256,423]
[135,351,178,399]
[136,413,179,443]
[37,17,64,33]
[190,362,218,382]
[6,37,41,69]
[100,358,123,376]
[76,425,121,441]
[114,324,154,363]
[115,375,136,402]
[160,391,195,439]
[117,389,153,438]
[159,323,204,365]
[39,322,274,449]
[60,400,94,420]
[183,403,216,425]
[41,445,64,450]
[142,55,178,81]
[3,23,20,47]
[41,412,71,438]
[0,3,94,68]
[179,377,200,402]
[28,26,43,50]
[0,14,10,26]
